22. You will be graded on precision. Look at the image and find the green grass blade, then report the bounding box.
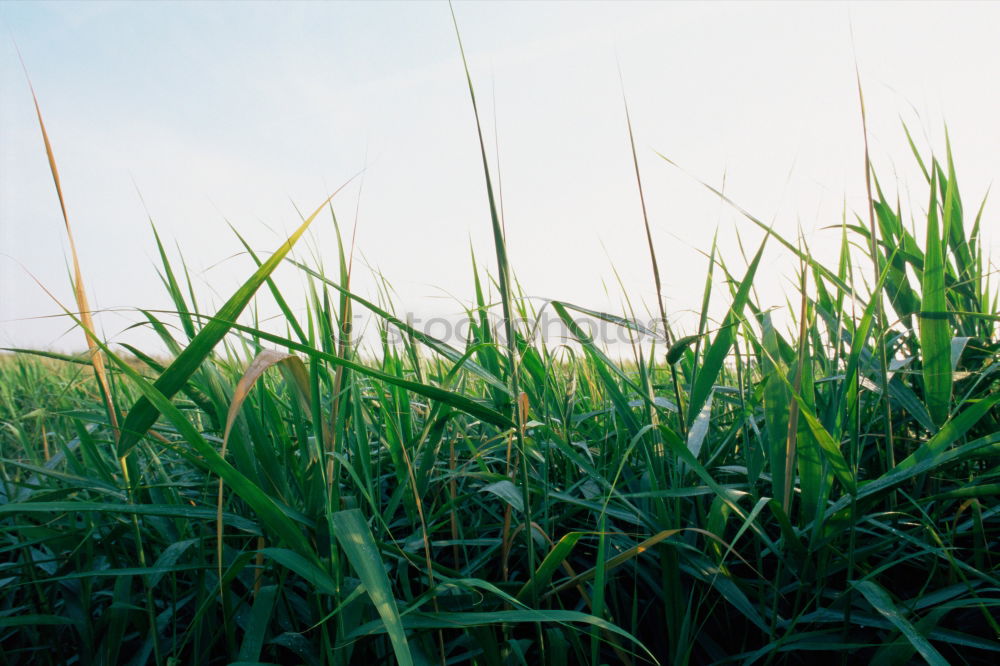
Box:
[895,394,1000,469]
[0,501,260,533]
[332,509,414,666]
[516,532,584,603]
[260,548,339,597]
[854,580,948,666]
[348,610,655,662]
[920,167,952,426]
[117,185,353,456]
[687,235,767,427]
[197,315,514,429]
[237,584,279,663]
[290,259,510,396]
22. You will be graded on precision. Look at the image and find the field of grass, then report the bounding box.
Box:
[3,44,1000,665]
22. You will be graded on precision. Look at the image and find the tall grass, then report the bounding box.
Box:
[2,52,999,666]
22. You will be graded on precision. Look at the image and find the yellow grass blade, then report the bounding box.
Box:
[19,53,118,434]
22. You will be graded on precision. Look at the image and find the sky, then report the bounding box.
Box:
[1,1,998,354]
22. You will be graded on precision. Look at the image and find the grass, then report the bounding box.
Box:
[2,41,1000,666]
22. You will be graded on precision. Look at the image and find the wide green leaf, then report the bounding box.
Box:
[919,168,952,426]
[332,509,413,666]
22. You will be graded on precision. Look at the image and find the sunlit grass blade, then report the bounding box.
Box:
[895,394,1000,469]
[21,59,118,435]
[42,298,319,557]
[920,167,953,427]
[332,509,414,666]
[117,183,355,457]
[686,235,767,428]
[5,43,1000,666]
[291,259,510,396]
[622,82,687,435]
[656,150,851,296]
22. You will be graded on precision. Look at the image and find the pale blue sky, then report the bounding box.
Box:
[2,1,998,351]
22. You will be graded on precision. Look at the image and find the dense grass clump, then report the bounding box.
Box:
[2,56,999,666]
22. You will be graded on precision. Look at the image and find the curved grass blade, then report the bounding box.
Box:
[655,150,850,296]
[347,609,656,664]
[516,532,584,603]
[290,259,510,396]
[543,529,683,599]
[190,314,514,429]
[216,349,315,608]
[667,334,704,366]
[854,580,948,666]
[260,548,339,596]
[895,394,1000,469]
[117,181,356,456]
[42,306,319,558]
[221,350,312,452]
[824,431,1000,518]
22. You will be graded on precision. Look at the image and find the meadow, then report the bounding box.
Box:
[2,42,999,665]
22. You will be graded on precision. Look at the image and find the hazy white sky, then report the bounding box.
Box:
[1,1,998,352]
